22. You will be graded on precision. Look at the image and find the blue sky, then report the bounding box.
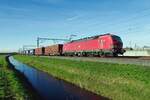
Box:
[0,0,150,52]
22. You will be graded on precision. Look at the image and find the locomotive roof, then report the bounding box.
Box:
[70,33,112,43]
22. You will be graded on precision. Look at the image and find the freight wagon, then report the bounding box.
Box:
[23,49,35,55]
[23,50,29,55]
[35,47,45,56]
[29,49,35,55]
[45,44,63,56]
[63,34,125,56]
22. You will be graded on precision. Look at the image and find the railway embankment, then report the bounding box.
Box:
[14,55,150,100]
[43,56,150,67]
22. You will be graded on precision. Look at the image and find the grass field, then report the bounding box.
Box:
[14,55,150,100]
[0,55,31,99]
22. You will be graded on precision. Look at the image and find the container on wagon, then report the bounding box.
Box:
[35,47,45,56]
[44,44,63,56]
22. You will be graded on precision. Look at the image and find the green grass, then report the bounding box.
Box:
[0,55,31,99]
[14,55,150,100]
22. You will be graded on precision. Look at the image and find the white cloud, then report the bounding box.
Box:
[67,15,81,21]
[0,5,29,12]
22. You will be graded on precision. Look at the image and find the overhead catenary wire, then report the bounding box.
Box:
[86,7,150,29]
[74,7,150,38]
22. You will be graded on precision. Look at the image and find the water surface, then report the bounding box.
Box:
[9,56,107,100]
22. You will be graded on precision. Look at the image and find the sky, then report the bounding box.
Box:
[0,0,150,52]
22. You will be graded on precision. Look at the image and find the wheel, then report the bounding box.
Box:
[113,53,118,57]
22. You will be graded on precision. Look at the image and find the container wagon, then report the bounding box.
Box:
[44,44,63,56]
[63,33,125,56]
[35,47,45,56]
[23,50,29,55]
[29,49,35,55]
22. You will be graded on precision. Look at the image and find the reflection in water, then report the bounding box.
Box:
[9,56,107,100]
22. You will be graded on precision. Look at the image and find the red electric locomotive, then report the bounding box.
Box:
[63,33,125,56]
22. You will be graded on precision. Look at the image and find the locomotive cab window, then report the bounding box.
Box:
[112,36,122,42]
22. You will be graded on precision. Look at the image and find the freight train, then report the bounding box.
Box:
[24,34,125,57]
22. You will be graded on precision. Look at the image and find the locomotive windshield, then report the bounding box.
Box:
[112,35,122,43]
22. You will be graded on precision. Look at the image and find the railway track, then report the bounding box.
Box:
[41,56,150,67]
